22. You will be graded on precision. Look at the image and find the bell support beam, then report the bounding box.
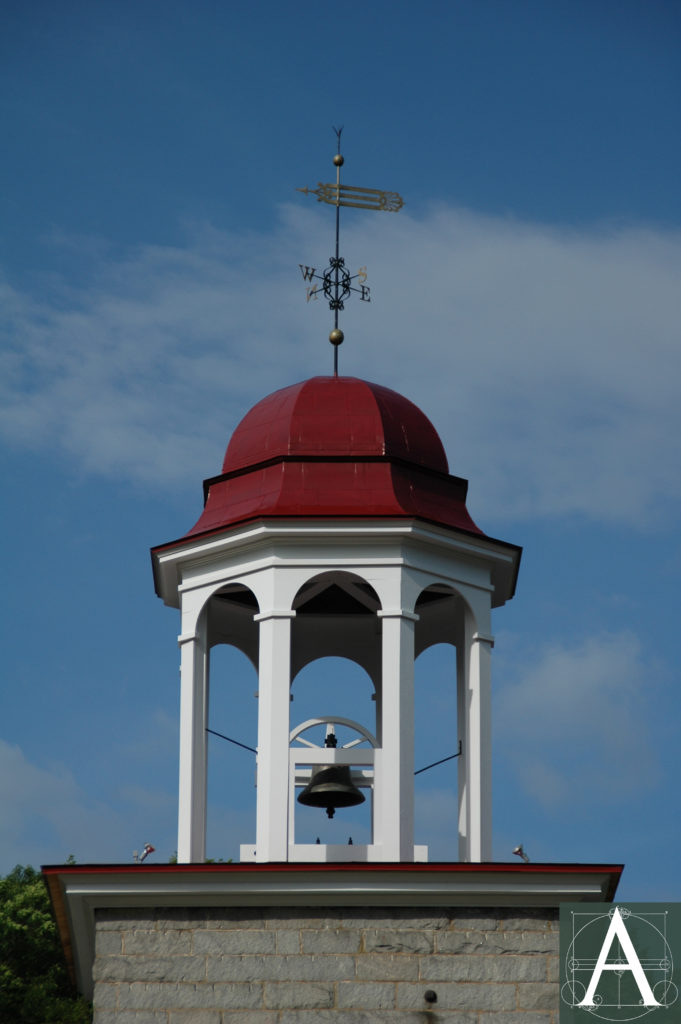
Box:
[254,605,296,862]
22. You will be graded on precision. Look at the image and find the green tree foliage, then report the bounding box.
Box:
[0,865,91,1023]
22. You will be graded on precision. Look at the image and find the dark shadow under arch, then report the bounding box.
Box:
[415,583,468,656]
[291,571,381,686]
[206,582,260,668]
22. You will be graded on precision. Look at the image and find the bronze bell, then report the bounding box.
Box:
[297,764,365,819]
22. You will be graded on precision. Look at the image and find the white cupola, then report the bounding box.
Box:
[152,375,520,864]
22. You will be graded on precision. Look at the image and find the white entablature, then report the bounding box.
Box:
[153,516,518,865]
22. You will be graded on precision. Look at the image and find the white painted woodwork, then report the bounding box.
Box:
[465,627,494,862]
[377,609,417,861]
[176,598,209,863]
[153,519,518,864]
[457,638,469,862]
[253,607,294,862]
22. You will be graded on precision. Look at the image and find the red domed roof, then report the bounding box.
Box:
[182,376,485,539]
[223,377,448,474]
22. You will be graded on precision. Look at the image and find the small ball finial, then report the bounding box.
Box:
[333,153,344,166]
[329,328,344,346]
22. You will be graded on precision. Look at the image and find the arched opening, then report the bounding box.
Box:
[205,583,260,861]
[291,656,375,847]
[206,643,258,861]
[414,642,459,860]
[206,582,259,668]
[412,583,470,860]
[292,655,375,742]
[415,583,466,655]
[291,571,381,686]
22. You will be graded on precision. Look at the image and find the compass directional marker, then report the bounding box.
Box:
[299,262,370,307]
[297,182,404,212]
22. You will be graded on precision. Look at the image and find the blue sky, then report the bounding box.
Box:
[1,0,679,899]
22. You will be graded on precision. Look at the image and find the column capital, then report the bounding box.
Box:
[472,631,495,648]
[253,609,297,622]
[177,632,198,646]
[377,609,420,622]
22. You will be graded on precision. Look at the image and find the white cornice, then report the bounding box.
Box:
[153,518,520,608]
[45,862,620,999]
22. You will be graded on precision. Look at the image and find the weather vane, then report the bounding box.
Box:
[297,127,404,375]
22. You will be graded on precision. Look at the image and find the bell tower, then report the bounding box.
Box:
[152,375,520,864]
[49,139,622,1016]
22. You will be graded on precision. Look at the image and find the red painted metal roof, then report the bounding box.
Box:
[223,376,449,474]
[43,860,624,880]
[185,376,486,539]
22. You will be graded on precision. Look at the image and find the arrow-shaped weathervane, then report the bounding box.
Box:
[297,182,404,212]
[297,128,404,375]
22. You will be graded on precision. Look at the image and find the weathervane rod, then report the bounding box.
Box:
[297,130,403,375]
[332,126,343,375]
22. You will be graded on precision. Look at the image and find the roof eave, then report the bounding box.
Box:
[44,860,623,999]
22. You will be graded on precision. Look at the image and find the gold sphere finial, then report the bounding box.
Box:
[329,328,344,346]
[333,153,344,167]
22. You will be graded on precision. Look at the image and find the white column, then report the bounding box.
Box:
[460,613,494,862]
[376,609,418,861]
[456,639,468,862]
[177,616,209,863]
[372,681,382,847]
[254,609,295,862]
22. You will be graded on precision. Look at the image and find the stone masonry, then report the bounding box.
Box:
[92,905,560,1023]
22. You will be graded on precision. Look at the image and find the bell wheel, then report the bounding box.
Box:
[290,716,377,750]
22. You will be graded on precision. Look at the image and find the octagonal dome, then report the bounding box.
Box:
[180,375,485,540]
[222,376,449,475]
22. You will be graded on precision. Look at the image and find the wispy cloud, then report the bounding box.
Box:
[0,739,176,869]
[494,631,659,810]
[1,205,679,526]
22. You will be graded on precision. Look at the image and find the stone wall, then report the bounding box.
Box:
[92,905,559,1023]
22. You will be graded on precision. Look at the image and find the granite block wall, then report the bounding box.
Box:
[92,906,560,1023]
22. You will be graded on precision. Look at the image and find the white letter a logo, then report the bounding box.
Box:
[579,908,660,1008]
